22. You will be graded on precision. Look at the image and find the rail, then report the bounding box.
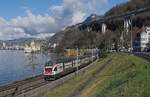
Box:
[0,57,97,97]
[132,52,150,60]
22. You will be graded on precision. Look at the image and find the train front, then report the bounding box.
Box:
[43,61,53,80]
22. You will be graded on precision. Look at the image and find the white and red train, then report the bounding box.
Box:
[43,55,97,80]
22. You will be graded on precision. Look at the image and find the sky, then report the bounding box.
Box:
[0,0,128,40]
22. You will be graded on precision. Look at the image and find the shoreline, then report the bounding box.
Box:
[0,74,43,92]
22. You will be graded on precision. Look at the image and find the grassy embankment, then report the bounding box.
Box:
[43,53,150,97]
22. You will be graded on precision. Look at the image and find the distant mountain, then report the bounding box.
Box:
[83,14,103,24]
[0,38,44,46]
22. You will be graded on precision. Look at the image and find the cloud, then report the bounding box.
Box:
[0,0,108,40]
[0,10,57,40]
[11,10,58,34]
[32,33,55,39]
[0,26,31,40]
[49,0,108,27]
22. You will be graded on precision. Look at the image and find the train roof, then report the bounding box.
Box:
[45,55,91,66]
[55,56,81,63]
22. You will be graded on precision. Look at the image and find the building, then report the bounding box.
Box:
[133,27,150,51]
[24,41,41,53]
[51,43,58,48]
[2,42,6,48]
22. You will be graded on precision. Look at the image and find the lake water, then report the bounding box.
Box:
[0,50,50,86]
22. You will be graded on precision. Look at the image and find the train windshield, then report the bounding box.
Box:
[44,68,52,74]
[45,61,53,66]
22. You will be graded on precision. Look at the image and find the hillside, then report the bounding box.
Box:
[44,53,150,97]
[47,31,64,44]
[48,0,150,51]
[105,0,150,16]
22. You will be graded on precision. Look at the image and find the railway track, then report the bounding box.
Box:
[0,59,96,97]
[69,59,112,97]
[0,75,50,97]
[132,52,150,60]
[1,52,148,97]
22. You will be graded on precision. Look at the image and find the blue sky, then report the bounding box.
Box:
[0,0,127,20]
[0,0,128,40]
[0,0,61,20]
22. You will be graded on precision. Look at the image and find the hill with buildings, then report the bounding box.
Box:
[47,0,150,52]
[0,38,45,50]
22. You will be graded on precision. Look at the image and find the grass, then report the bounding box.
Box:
[43,53,150,97]
[80,53,150,97]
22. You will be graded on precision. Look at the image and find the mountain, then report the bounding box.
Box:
[48,15,102,46]
[105,0,150,16]
[82,14,103,24]
[0,38,44,46]
[47,0,150,49]
[48,31,64,44]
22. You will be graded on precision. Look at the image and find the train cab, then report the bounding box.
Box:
[43,60,64,80]
[43,61,53,76]
[43,55,96,81]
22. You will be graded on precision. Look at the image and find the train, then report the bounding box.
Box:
[43,55,97,80]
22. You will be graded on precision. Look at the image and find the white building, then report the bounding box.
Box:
[135,27,150,51]
[24,41,41,53]
[51,43,58,48]
[2,42,6,48]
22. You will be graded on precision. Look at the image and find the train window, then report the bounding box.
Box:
[54,67,57,71]
[59,66,63,69]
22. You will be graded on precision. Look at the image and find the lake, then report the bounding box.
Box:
[0,50,51,86]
